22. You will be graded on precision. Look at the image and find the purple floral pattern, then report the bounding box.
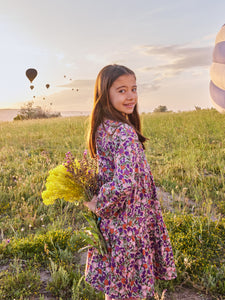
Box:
[85,120,176,298]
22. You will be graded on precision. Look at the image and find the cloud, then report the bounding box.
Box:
[202,33,217,41]
[55,53,65,60]
[136,44,213,92]
[57,79,95,89]
[86,53,108,64]
[140,44,212,74]
[139,81,161,93]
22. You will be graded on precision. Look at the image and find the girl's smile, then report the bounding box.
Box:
[109,74,137,115]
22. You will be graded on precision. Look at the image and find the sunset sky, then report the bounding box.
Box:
[1,0,225,112]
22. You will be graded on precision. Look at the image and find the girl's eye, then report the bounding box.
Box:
[132,87,137,92]
[119,89,126,93]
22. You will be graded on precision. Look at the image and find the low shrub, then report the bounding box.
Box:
[0,229,85,264]
[0,258,41,299]
[13,101,61,121]
[47,259,104,299]
[164,213,225,295]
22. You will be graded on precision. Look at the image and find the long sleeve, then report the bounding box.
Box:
[85,120,177,297]
[96,124,138,218]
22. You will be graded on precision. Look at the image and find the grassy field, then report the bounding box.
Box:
[0,109,225,299]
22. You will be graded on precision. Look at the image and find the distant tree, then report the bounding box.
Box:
[13,101,61,121]
[195,106,201,111]
[153,105,168,113]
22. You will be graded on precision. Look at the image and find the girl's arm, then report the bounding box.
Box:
[96,124,139,218]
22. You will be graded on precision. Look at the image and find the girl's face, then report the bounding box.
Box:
[109,74,137,115]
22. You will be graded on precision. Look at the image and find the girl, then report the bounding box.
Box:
[84,65,176,300]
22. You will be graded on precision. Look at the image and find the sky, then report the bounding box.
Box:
[0,0,225,113]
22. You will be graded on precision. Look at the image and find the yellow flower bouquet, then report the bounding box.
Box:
[42,151,107,255]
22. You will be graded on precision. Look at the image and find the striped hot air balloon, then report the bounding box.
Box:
[210,24,225,113]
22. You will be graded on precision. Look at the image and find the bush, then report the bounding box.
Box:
[47,259,104,299]
[153,105,168,112]
[13,101,61,120]
[164,213,225,294]
[0,229,85,264]
[0,258,41,299]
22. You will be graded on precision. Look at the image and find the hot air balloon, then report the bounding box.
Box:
[43,97,45,100]
[30,85,34,90]
[46,84,50,89]
[26,68,38,83]
[76,88,79,92]
[33,96,36,99]
[210,24,225,113]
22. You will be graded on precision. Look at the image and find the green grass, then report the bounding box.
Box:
[143,110,225,215]
[0,110,225,299]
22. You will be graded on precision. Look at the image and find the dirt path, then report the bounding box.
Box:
[165,287,217,300]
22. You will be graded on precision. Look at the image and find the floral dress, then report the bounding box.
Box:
[85,120,176,299]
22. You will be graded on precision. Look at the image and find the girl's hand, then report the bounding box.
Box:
[84,195,98,213]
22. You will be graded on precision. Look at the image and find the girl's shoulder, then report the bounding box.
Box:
[99,119,138,141]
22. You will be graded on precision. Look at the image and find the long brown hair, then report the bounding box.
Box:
[88,64,147,157]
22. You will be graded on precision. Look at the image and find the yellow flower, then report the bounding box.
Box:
[42,164,83,205]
